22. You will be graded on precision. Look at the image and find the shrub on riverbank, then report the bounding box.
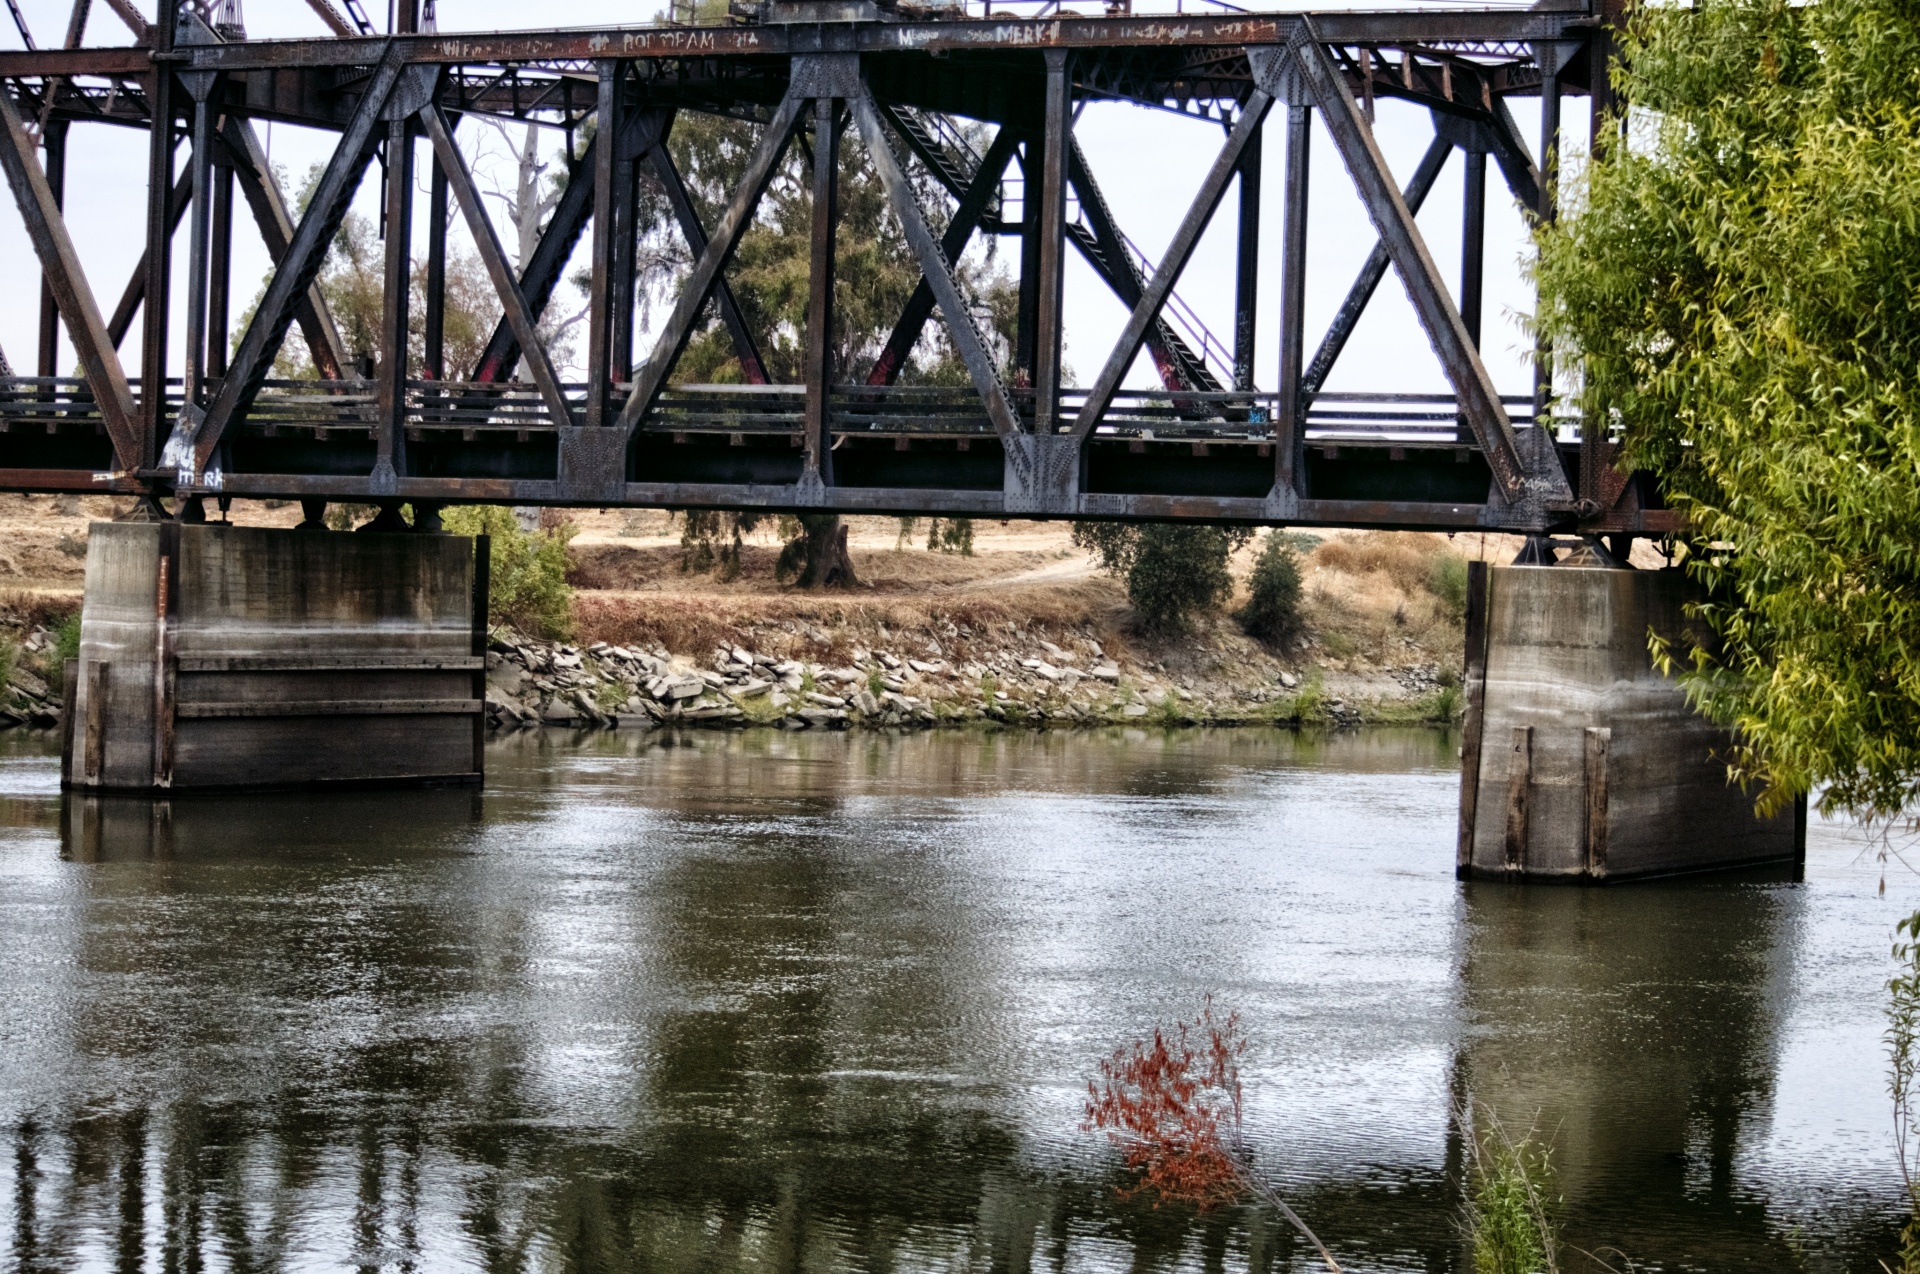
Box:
[1073,522,1253,635]
[1238,532,1304,649]
[442,506,575,640]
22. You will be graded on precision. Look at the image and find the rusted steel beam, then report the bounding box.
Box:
[139,3,177,471]
[585,60,622,429]
[191,48,407,477]
[1032,48,1070,434]
[37,120,64,378]
[1233,116,1260,394]
[1299,134,1449,400]
[1461,146,1485,350]
[422,103,577,432]
[651,136,769,385]
[1070,87,1273,441]
[161,10,1590,73]
[471,128,598,384]
[220,114,349,380]
[867,124,1017,387]
[851,88,1020,441]
[619,91,803,431]
[0,48,148,76]
[105,165,191,348]
[1273,101,1308,498]
[374,117,414,487]
[802,97,839,486]
[423,147,447,378]
[1290,24,1548,508]
[0,88,139,467]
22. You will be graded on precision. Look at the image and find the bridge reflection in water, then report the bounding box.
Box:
[0,729,1905,1271]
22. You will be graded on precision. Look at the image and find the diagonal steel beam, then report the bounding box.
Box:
[1289,23,1546,504]
[472,130,601,383]
[1070,89,1274,442]
[0,87,139,467]
[852,88,1019,440]
[1065,139,1210,394]
[423,104,577,430]
[1484,96,1542,218]
[618,92,804,432]
[106,164,191,349]
[220,113,348,381]
[191,47,406,475]
[865,123,1017,387]
[651,138,770,386]
[1300,134,1450,400]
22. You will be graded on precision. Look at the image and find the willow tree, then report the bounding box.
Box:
[1535,0,1920,818]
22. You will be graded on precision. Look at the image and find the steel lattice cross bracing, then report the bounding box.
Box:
[0,0,1667,533]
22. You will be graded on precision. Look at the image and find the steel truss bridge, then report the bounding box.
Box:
[0,0,1668,534]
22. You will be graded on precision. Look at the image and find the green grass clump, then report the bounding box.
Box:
[1463,1110,1560,1274]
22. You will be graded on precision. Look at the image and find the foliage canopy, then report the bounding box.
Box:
[1534,0,1920,817]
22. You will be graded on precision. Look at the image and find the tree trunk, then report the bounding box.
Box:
[794,514,857,588]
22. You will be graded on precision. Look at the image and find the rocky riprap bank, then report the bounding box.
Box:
[483,631,1332,732]
[2,625,66,728]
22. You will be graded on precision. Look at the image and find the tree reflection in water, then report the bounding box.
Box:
[0,728,1904,1270]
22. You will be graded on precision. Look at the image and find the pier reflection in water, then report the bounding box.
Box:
[0,728,1908,1271]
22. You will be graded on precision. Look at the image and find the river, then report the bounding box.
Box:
[0,726,1909,1271]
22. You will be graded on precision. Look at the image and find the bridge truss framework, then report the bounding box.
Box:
[0,0,1668,534]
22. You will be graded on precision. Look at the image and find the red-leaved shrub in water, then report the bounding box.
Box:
[1083,997,1342,1271]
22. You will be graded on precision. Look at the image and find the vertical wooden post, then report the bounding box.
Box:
[374,118,413,483]
[1032,49,1070,433]
[802,96,839,483]
[1792,793,1808,882]
[1502,724,1532,876]
[83,660,109,784]
[152,535,175,787]
[1456,559,1491,878]
[1233,118,1261,394]
[472,532,490,780]
[1274,103,1311,494]
[59,657,77,788]
[1583,725,1610,878]
[37,120,65,379]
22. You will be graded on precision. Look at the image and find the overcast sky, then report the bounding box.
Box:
[0,0,1570,401]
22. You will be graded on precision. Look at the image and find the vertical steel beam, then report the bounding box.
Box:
[1460,146,1486,445]
[1032,50,1071,433]
[374,118,413,483]
[423,147,447,379]
[140,0,179,468]
[1274,104,1309,494]
[1014,134,1040,390]
[802,97,839,483]
[585,60,621,428]
[180,95,216,410]
[1233,116,1261,394]
[36,120,64,378]
[207,147,232,380]
[1536,49,1560,429]
[0,90,138,465]
[608,114,639,385]
[1460,148,1485,349]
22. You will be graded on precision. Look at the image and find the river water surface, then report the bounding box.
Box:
[0,727,1911,1272]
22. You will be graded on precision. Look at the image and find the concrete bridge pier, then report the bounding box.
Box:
[1457,562,1804,882]
[64,521,487,793]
